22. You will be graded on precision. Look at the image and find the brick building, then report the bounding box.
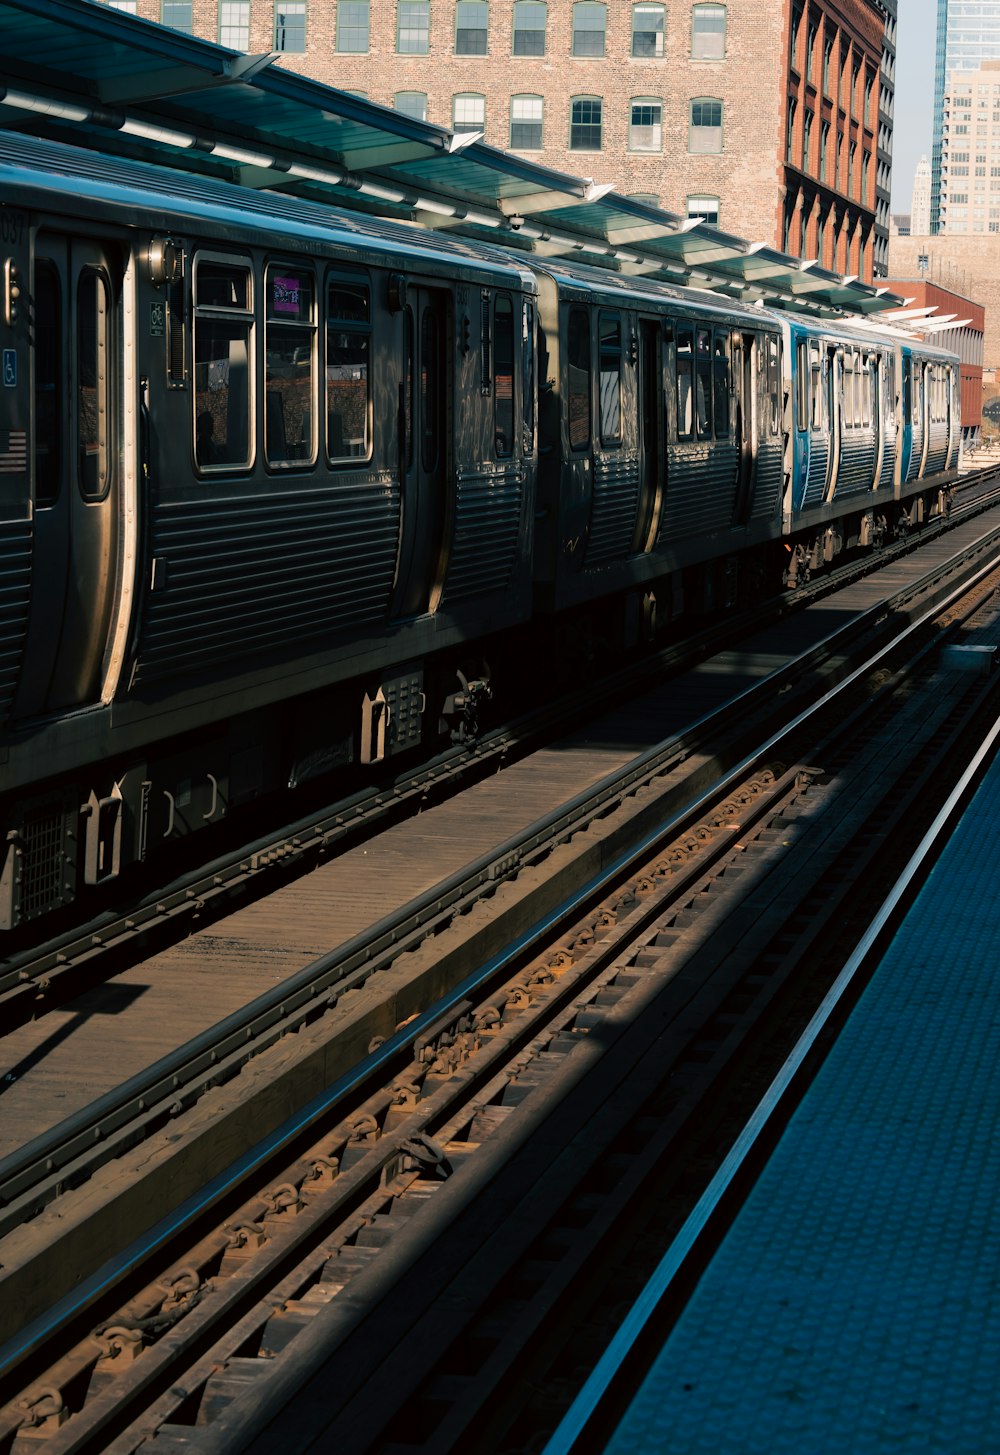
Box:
[888,230,995,370]
[107,0,893,283]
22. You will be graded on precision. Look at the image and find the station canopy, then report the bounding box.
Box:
[0,0,912,319]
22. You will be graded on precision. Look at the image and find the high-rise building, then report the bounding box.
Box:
[938,59,1000,234]
[911,153,931,233]
[931,0,1000,231]
[109,0,893,282]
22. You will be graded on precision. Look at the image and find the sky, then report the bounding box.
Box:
[892,0,939,210]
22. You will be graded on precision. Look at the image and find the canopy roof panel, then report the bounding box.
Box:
[0,0,911,319]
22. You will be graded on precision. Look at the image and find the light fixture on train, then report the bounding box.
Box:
[387,272,407,313]
[147,236,184,288]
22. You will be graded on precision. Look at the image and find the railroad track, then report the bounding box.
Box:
[3,510,1000,1451]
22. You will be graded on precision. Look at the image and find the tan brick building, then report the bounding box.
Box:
[889,229,997,371]
[109,0,892,282]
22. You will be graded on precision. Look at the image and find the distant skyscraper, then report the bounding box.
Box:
[938,61,1000,233]
[911,154,931,233]
[931,0,1000,230]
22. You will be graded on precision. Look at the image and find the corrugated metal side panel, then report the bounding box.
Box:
[905,422,924,483]
[924,423,948,475]
[441,467,524,602]
[0,519,31,724]
[660,446,738,542]
[750,442,783,521]
[834,431,876,496]
[133,479,399,685]
[881,431,897,489]
[585,455,639,567]
[801,436,829,509]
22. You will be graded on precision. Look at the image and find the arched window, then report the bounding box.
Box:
[691,4,725,58]
[570,96,603,150]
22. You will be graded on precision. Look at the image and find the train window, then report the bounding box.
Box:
[714,333,730,437]
[695,328,712,438]
[676,328,694,440]
[326,273,371,463]
[796,341,809,431]
[265,265,316,468]
[521,300,535,452]
[599,311,623,446]
[913,366,921,424]
[765,334,781,435]
[842,352,855,429]
[77,269,111,502]
[887,353,896,421]
[494,294,515,457]
[34,259,61,507]
[862,357,873,428]
[568,307,591,450]
[194,254,253,470]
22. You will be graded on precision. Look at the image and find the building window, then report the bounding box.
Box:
[806,20,816,81]
[629,192,660,205]
[691,4,725,58]
[398,0,430,52]
[570,95,603,149]
[572,2,606,55]
[512,1,547,54]
[802,108,812,170]
[337,0,369,51]
[455,0,488,53]
[394,90,428,120]
[687,194,719,224]
[275,1,306,50]
[822,37,832,93]
[219,1,249,47]
[106,1,138,11]
[629,98,662,151]
[510,94,543,149]
[453,93,485,132]
[161,0,193,29]
[786,98,796,162]
[632,3,665,56]
[689,97,722,153]
[790,7,801,67]
[819,119,829,178]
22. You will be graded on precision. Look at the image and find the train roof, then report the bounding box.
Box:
[774,309,961,364]
[530,256,772,330]
[0,129,537,292]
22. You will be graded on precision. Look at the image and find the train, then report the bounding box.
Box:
[0,129,961,932]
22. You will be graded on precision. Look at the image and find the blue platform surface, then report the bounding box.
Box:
[603,747,1000,1454]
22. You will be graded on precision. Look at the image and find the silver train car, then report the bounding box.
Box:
[0,132,960,931]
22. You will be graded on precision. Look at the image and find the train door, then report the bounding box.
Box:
[732,331,755,521]
[632,317,664,552]
[824,345,841,498]
[15,233,124,718]
[391,284,450,618]
[871,353,884,490]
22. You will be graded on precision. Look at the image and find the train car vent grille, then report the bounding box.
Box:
[20,805,72,921]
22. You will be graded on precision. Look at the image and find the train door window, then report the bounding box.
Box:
[521,299,535,452]
[326,272,371,462]
[676,327,694,439]
[265,264,315,468]
[695,328,712,438]
[902,356,912,423]
[713,332,730,437]
[568,306,591,450]
[887,352,896,421]
[842,351,855,429]
[913,365,922,424]
[810,343,823,430]
[77,269,112,501]
[861,354,872,428]
[403,305,415,468]
[796,340,809,430]
[494,294,515,457]
[194,254,253,470]
[34,258,61,506]
[420,306,440,471]
[599,311,623,445]
[765,334,781,435]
